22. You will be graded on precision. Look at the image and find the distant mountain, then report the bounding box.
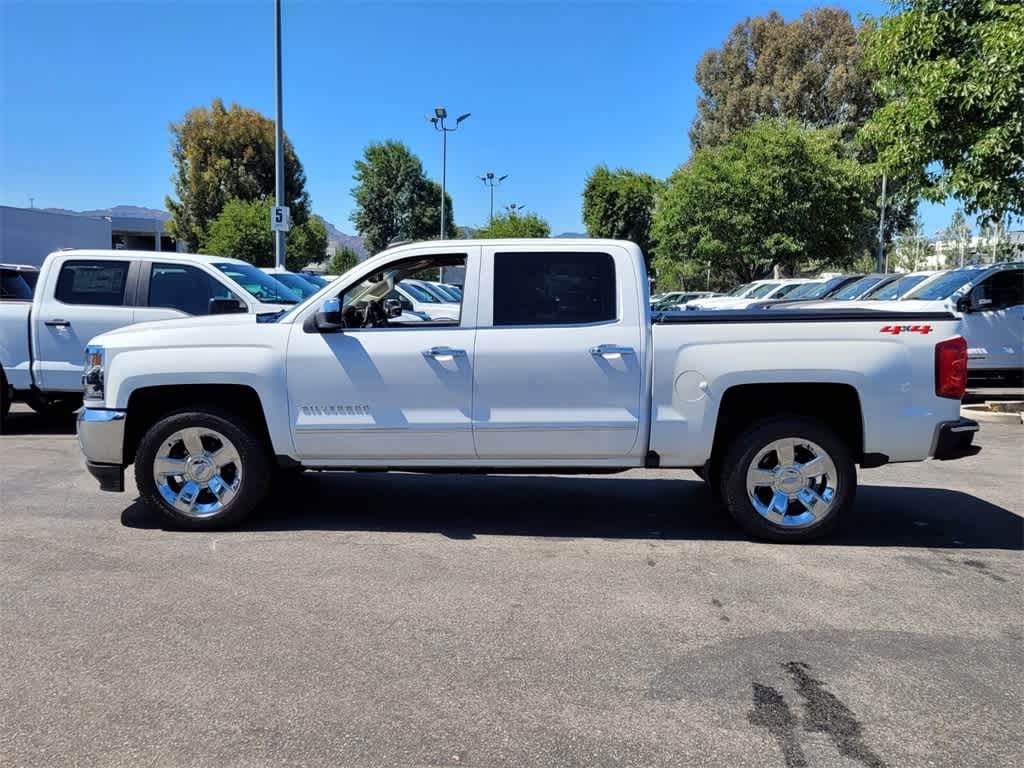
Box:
[321,218,367,258]
[555,231,588,239]
[41,205,170,221]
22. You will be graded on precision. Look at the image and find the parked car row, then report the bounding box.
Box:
[660,263,1023,387]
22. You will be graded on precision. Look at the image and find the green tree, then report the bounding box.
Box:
[166,99,311,249]
[204,199,273,265]
[941,209,972,268]
[285,215,328,272]
[478,209,551,239]
[327,246,360,275]
[690,8,876,149]
[350,140,454,255]
[861,0,1024,220]
[889,217,932,272]
[204,198,326,269]
[582,166,661,261]
[653,120,874,284]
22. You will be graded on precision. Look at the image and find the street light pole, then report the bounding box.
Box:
[876,173,887,273]
[479,172,508,223]
[428,108,470,240]
[273,0,285,269]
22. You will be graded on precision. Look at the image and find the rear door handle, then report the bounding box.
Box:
[45,319,71,328]
[590,345,634,358]
[423,347,466,359]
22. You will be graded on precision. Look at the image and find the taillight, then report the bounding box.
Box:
[935,336,968,399]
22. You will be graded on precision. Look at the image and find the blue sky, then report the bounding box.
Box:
[1,0,955,237]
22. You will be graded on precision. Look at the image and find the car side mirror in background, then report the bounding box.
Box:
[383,298,403,319]
[209,297,247,315]
[314,297,343,332]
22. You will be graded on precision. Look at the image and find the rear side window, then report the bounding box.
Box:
[149,263,242,316]
[55,261,129,306]
[493,252,616,326]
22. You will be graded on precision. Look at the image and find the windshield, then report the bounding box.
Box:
[770,283,807,298]
[301,273,330,288]
[443,284,463,300]
[727,283,753,297]
[864,273,931,300]
[268,272,322,300]
[213,262,300,304]
[830,275,885,300]
[747,282,780,298]
[401,282,440,303]
[903,268,977,300]
[431,283,462,302]
[781,282,824,299]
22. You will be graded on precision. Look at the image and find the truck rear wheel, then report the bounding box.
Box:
[134,409,271,530]
[719,416,855,543]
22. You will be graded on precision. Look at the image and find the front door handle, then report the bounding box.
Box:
[423,347,466,360]
[590,345,634,358]
[45,319,71,328]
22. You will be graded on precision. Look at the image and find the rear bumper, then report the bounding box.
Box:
[932,418,980,461]
[78,408,126,492]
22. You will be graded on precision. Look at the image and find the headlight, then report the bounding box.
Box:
[83,345,105,401]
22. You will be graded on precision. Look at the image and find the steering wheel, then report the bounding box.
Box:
[364,299,390,328]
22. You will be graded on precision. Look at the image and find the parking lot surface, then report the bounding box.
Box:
[2,404,1021,768]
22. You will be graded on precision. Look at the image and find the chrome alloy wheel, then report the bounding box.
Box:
[745,437,838,528]
[153,427,242,518]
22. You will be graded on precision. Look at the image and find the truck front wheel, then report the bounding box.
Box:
[134,409,271,530]
[719,416,855,543]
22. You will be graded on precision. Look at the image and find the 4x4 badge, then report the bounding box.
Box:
[880,324,933,335]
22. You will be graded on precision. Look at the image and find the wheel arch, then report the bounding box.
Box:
[123,384,274,466]
[709,382,865,476]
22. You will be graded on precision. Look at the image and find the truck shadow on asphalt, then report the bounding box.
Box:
[121,470,1023,550]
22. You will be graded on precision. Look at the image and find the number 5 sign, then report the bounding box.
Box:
[271,205,291,232]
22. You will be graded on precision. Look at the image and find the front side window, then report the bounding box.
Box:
[149,263,242,315]
[493,251,616,326]
[267,271,321,300]
[55,260,129,306]
[338,254,466,328]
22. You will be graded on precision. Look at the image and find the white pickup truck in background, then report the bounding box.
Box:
[0,249,299,429]
[76,239,979,542]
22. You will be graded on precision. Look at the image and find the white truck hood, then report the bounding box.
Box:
[96,312,260,340]
[785,299,951,312]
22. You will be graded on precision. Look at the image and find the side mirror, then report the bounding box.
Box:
[314,297,343,332]
[209,297,247,315]
[383,298,403,319]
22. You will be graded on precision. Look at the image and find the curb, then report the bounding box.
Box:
[961,406,1023,425]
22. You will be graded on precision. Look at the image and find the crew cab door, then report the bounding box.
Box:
[964,266,1024,372]
[472,245,645,459]
[286,246,479,461]
[33,258,137,392]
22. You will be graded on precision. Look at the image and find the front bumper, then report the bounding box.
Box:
[932,417,980,461]
[77,408,126,492]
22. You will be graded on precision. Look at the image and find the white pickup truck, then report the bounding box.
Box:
[0,249,299,429]
[76,239,979,542]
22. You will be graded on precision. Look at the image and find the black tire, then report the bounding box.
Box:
[26,392,83,416]
[719,415,855,543]
[134,408,271,530]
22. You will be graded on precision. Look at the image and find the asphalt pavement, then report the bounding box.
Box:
[1,404,1021,768]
